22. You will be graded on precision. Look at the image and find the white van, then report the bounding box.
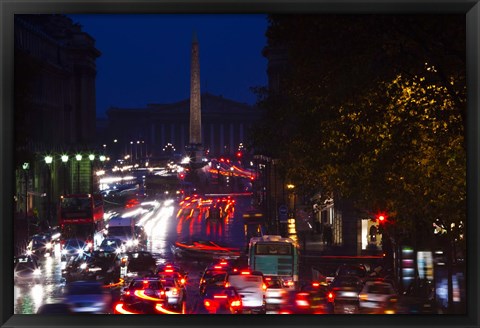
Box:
[225,270,266,314]
[106,217,140,250]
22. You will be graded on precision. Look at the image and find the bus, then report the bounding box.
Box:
[58,193,105,250]
[248,235,299,289]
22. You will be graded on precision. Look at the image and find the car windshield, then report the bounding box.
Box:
[332,277,361,287]
[65,239,86,249]
[265,278,283,288]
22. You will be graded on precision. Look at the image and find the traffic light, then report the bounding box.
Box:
[376,213,387,224]
[236,151,242,158]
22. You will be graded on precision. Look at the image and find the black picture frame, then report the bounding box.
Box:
[1,1,479,328]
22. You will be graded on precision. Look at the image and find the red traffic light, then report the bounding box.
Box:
[376,213,387,223]
[236,151,242,158]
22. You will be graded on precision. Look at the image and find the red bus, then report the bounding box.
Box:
[58,193,105,249]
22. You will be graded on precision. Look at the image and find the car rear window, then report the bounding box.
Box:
[368,284,393,294]
[228,275,263,287]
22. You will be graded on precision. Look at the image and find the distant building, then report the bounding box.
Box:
[103,92,262,162]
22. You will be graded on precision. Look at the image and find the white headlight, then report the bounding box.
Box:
[46,242,52,249]
[61,249,67,255]
[126,240,133,247]
[80,263,87,270]
[26,250,33,256]
[133,239,139,245]
[78,249,84,255]
[115,248,122,254]
[33,269,41,275]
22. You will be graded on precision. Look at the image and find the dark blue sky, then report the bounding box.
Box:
[68,14,269,118]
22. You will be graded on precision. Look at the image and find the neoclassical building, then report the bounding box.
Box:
[103,92,263,161]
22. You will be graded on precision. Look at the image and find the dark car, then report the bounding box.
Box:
[99,238,123,253]
[62,251,121,284]
[125,251,157,278]
[27,233,54,258]
[328,275,364,314]
[280,282,334,314]
[156,263,188,286]
[335,264,368,280]
[200,285,243,314]
[61,239,88,262]
[199,265,231,295]
[37,303,74,314]
[120,277,166,314]
[396,278,439,314]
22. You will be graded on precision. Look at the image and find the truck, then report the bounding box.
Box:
[106,216,146,251]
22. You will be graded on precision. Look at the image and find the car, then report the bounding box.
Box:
[335,263,368,281]
[264,276,289,311]
[62,250,121,284]
[63,281,112,314]
[37,303,74,314]
[26,233,55,258]
[120,277,167,314]
[328,275,364,314]
[156,263,188,287]
[358,280,397,313]
[160,277,187,313]
[200,285,243,314]
[225,270,266,314]
[124,251,157,278]
[278,282,333,314]
[99,238,124,253]
[199,265,231,296]
[60,239,88,262]
[14,255,42,284]
[396,278,439,314]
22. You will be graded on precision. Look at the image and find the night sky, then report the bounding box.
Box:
[67,14,269,118]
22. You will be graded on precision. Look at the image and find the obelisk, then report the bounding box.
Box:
[189,31,202,146]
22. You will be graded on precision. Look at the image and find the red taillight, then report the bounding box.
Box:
[165,269,174,273]
[126,291,130,296]
[230,300,241,307]
[180,278,186,284]
[327,292,335,302]
[241,271,250,275]
[225,282,230,288]
[214,266,222,269]
[262,283,267,291]
[143,280,149,284]
[312,282,320,287]
[160,290,165,296]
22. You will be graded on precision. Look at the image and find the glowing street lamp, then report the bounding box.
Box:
[44,155,53,221]
[61,154,69,194]
[76,154,82,193]
[89,154,95,193]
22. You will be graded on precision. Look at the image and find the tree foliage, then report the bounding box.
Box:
[252,14,466,245]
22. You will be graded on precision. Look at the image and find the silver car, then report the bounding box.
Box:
[226,270,266,314]
[63,281,112,313]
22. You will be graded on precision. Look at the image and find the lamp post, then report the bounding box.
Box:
[76,154,82,193]
[61,154,69,195]
[45,155,53,223]
[22,162,30,239]
[99,155,106,191]
[89,154,95,193]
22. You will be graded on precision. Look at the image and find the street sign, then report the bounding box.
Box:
[278,205,288,223]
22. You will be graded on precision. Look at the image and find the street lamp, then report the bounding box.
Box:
[89,154,95,193]
[75,154,82,193]
[45,155,53,223]
[61,154,69,195]
[22,162,30,239]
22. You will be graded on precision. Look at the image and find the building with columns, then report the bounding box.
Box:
[104,92,262,162]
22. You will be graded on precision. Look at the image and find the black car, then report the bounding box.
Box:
[199,264,232,295]
[62,251,121,284]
